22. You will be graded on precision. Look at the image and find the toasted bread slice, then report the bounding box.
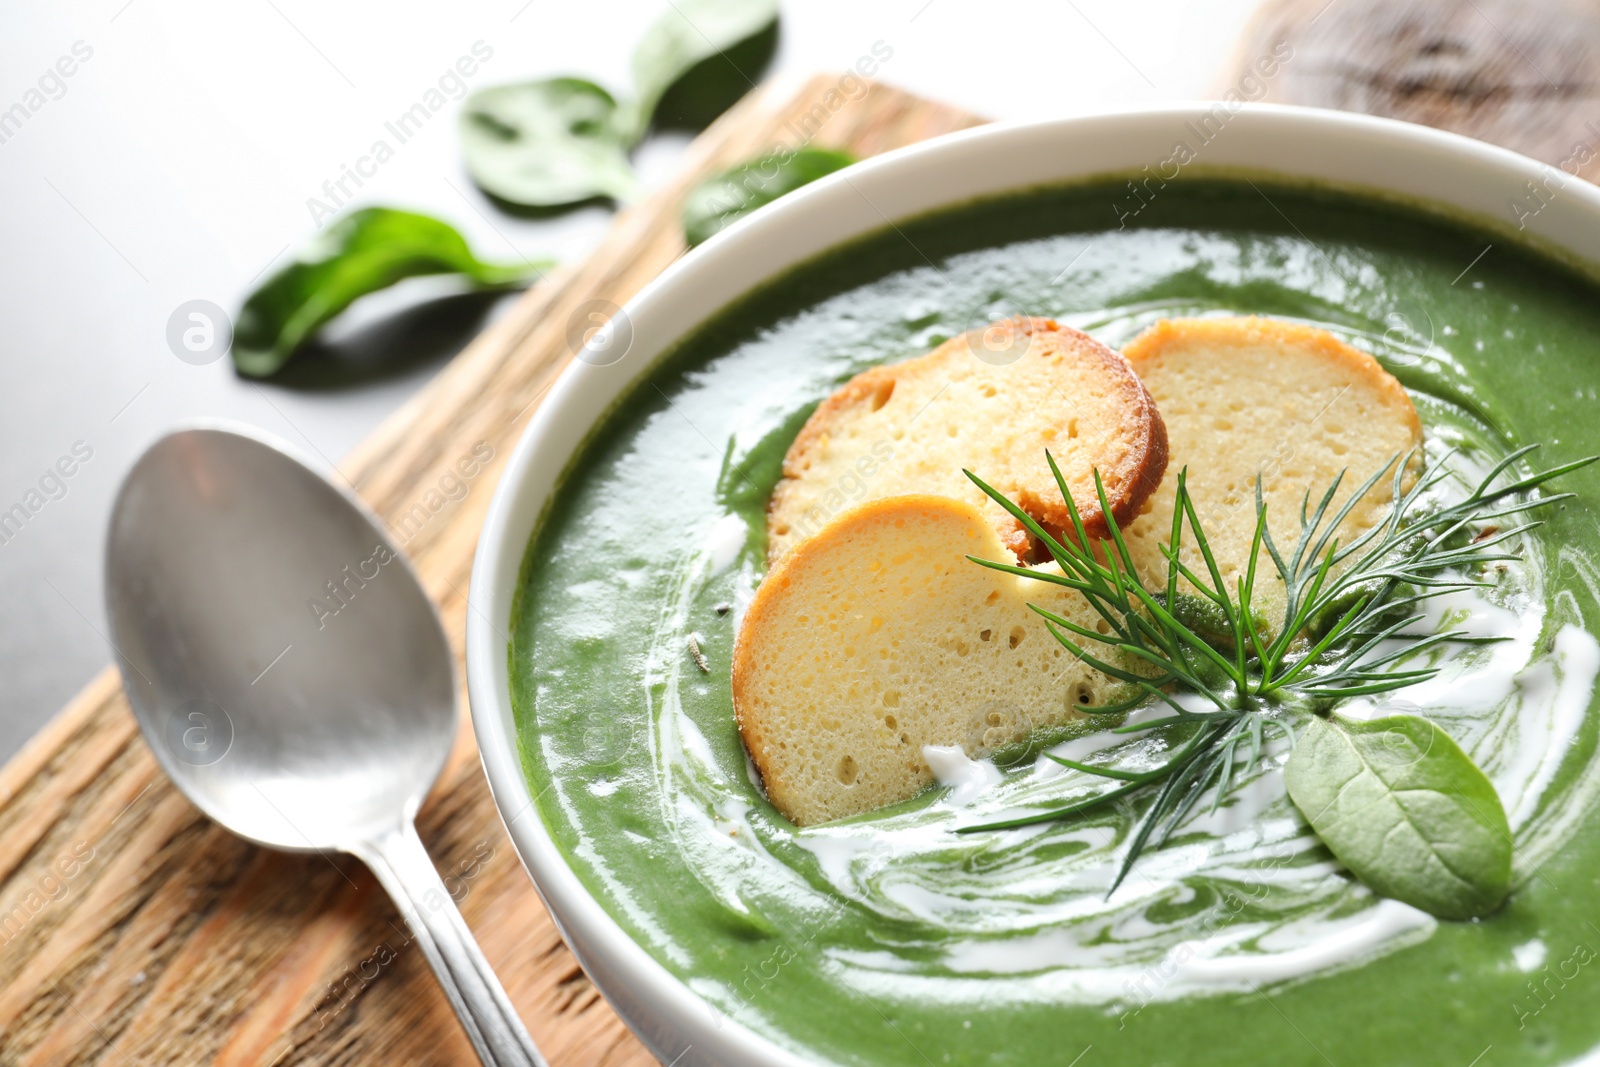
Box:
[1120,317,1423,624]
[734,494,1122,826]
[767,317,1167,563]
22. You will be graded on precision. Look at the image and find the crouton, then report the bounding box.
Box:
[767,317,1167,562]
[1121,317,1423,624]
[734,494,1121,826]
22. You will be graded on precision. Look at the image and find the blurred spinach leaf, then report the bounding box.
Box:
[460,0,779,208]
[460,78,640,209]
[629,0,780,133]
[683,146,853,246]
[234,207,547,378]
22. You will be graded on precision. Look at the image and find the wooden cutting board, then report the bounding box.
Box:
[1230,0,1600,179]
[8,1,1600,1060]
[0,77,981,1067]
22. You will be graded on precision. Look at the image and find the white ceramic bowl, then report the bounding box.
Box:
[466,103,1600,1066]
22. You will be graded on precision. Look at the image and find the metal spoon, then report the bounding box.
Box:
[104,424,546,1067]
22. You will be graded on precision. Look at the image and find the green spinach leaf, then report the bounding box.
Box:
[628,0,779,134]
[1284,713,1511,920]
[683,147,854,246]
[233,207,545,378]
[458,2,779,207]
[460,78,640,208]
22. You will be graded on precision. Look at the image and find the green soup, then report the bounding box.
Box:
[509,177,1600,1066]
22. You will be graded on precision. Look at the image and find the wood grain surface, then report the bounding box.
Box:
[1230,0,1600,180]
[0,76,981,1067]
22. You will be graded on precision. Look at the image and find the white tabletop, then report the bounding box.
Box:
[0,0,1263,760]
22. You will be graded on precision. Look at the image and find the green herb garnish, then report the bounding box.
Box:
[957,444,1594,918]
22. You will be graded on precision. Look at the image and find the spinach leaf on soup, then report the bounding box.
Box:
[1285,713,1512,920]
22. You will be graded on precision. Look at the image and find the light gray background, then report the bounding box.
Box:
[0,0,1263,761]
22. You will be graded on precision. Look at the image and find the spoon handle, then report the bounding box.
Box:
[357,823,549,1067]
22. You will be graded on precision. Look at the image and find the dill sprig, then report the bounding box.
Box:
[954,445,1595,893]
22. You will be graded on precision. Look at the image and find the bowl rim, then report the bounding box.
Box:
[465,101,1600,1066]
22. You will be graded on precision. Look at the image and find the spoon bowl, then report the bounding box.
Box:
[106,424,452,848]
[106,423,544,1067]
